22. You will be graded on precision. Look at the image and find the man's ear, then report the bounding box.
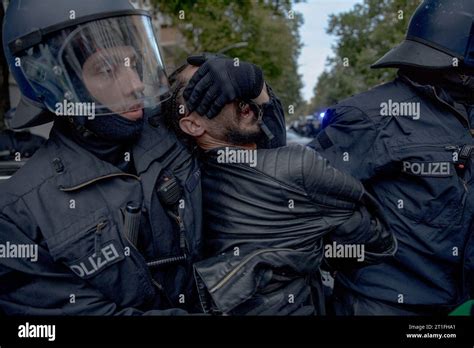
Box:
[179,114,206,137]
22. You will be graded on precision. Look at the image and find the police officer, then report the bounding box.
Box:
[310,0,474,315]
[0,0,285,315]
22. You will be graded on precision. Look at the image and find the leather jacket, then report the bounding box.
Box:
[193,144,397,315]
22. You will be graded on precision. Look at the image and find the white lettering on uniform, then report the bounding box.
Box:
[69,243,121,278]
[402,161,451,176]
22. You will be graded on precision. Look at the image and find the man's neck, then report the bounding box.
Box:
[197,137,256,151]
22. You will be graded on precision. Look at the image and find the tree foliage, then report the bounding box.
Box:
[152,0,304,114]
[308,0,422,113]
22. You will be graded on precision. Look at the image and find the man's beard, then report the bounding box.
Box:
[225,127,263,145]
[223,114,263,145]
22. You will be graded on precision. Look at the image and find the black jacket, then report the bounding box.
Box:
[0,88,286,315]
[310,73,474,311]
[194,145,397,315]
[0,117,201,315]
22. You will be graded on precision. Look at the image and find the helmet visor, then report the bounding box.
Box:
[20,15,169,118]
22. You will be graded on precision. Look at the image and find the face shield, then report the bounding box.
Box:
[19,15,169,118]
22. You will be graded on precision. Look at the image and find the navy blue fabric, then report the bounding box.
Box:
[0,90,287,315]
[309,74,474,312]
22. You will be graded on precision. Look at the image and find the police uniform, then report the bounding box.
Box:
[311,73,474,314]
[0,0,286,315]
[310,0,474,315]
[0,116,202,314]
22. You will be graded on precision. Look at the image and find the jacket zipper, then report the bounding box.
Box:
[94,221,107,255]
[209,247,294,294]
[121,221,169,299]
[146,210,189,267]
[60,173,140,192]
[397,143,458,151]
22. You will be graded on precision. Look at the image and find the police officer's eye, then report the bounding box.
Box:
[129,58,138,69]
[98,65,114,75]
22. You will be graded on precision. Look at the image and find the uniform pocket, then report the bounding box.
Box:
[48,211,155,308]
[380,142,466,227]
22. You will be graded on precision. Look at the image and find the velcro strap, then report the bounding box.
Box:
[317,130,333,150]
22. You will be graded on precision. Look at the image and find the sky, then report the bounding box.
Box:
[294,0,362,102]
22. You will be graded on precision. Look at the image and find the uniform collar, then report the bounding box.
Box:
[48,115,179,191]
[132,115,179,175]
[398,72,471,129]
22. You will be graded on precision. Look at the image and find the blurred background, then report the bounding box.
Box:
[0,0,422,143]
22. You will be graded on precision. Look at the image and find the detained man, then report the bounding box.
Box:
[163,61,398,315]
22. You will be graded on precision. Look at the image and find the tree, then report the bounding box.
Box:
[308,0,421,112]
[152,0,304,116]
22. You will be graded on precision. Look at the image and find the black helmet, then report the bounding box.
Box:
[372,0,474,70]
[3,0,169,129]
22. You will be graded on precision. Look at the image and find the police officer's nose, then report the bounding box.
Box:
[119,66,145,97]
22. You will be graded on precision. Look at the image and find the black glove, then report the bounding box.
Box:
[183,54,264,118]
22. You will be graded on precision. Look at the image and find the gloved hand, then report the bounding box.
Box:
[183,54,264,118]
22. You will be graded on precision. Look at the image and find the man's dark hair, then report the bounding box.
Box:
[163,63,195,146]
